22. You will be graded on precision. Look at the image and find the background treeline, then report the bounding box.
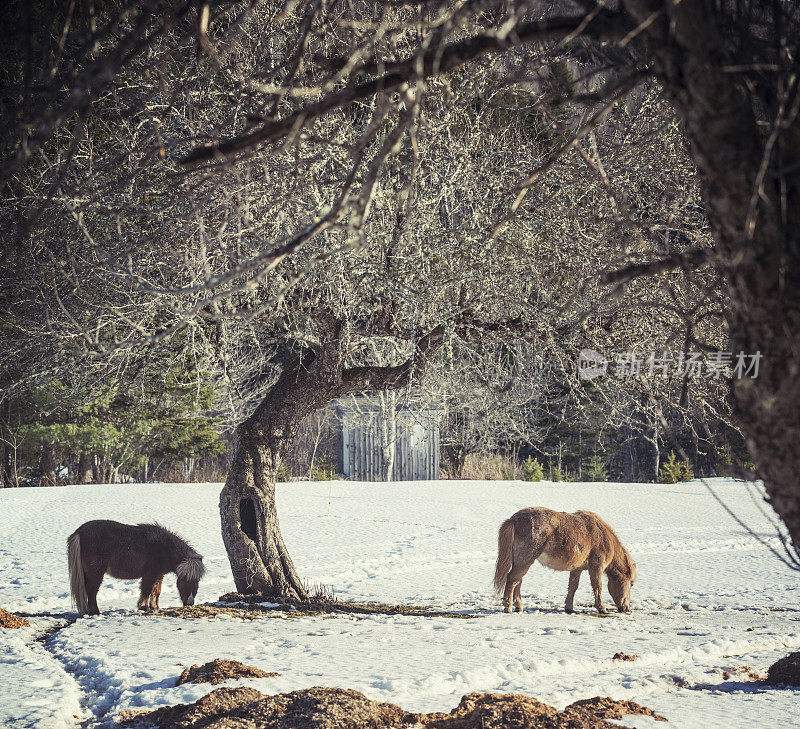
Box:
[1,340,748,486]
[0,356,225,486]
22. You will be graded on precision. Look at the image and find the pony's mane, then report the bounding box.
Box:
[609,545,634,580]
[141,521,192,549]
[140,522,205,580]
[581,513,632,579]
[579,511,628,565]
[176,553,206,582]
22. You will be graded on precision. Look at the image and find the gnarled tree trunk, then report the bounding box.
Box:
[219,318,446,598]
[220,355,320,599]
[622,0,800,557]
[220,432,307,598]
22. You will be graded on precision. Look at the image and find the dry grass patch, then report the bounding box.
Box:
[158,604,275,620]
[155,594,479,621]
[457,453,521,481]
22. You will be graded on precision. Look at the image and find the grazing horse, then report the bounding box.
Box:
[494,507,637,614]
[67,520,205,615]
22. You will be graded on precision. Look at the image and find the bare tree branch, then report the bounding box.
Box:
[180,11,628,165]
[602,247,711,285]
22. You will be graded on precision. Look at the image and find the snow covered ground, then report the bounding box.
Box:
[1,478,799,728]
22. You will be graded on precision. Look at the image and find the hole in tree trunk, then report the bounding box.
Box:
[239,498,258,543]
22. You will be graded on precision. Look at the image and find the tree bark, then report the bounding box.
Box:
[219,318,446,598]
[379,390,397,481]
[39,442,57,486]
[443,444,467,478]
[0,443,14,487]
[77,453,92,484]
[651,410,660,482]
[220,424,308,598]
[623,0,800,556]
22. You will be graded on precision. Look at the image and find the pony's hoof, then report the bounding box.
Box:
[503,606,511,613]
[565,607,574,614]
[597,609,608,616]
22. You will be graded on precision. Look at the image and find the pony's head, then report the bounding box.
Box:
[176,552,205,606]
[607,551,637,613]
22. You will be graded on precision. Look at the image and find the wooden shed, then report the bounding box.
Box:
[336,395,442,481]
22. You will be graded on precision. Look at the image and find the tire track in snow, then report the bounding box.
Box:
[11,611,156,729]
[43,611,174,729]
[0,614,90,729]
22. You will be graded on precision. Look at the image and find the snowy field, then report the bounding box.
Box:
[1,478,799,728]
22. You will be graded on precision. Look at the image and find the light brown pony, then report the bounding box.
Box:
[494,507,637,614]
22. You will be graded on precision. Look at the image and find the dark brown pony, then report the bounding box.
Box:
[67,520,205,615]
[494,507,637,614]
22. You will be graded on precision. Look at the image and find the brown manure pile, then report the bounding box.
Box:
[720,665,763,682]
[0,608,29,628]
[567,696,666,722]
[176,659,280,686]
[121,684,667,729]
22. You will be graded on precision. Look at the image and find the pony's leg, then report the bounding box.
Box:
[505,564,531,612]
[502,572,515,613]
[588,564,607,614]
[148,576,163,611]
[138,574,159,611]
[512,578,524,612]
[84,568,104,616]
[565,570,581,613]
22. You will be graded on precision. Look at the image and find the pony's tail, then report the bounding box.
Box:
[494,518,515,594]
[67,530,88,614]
